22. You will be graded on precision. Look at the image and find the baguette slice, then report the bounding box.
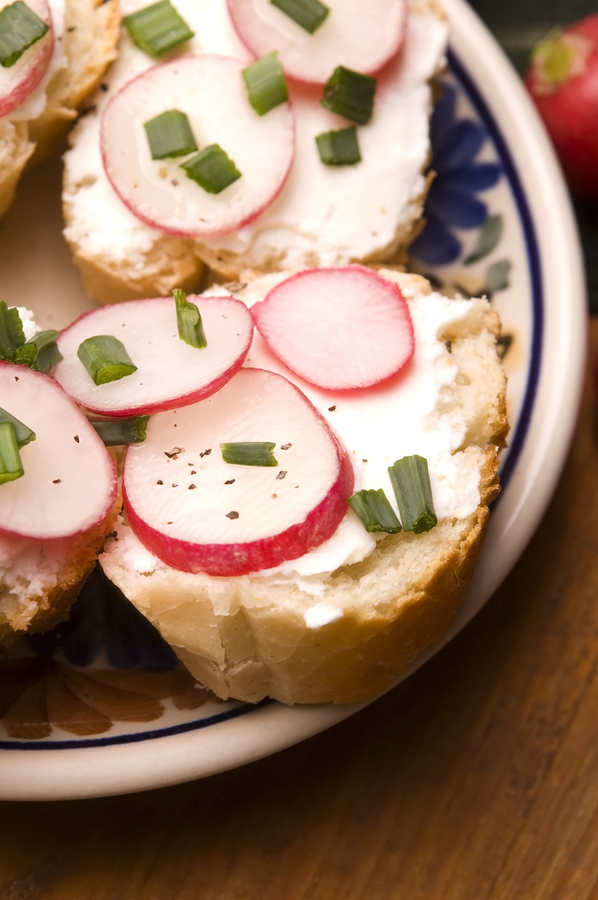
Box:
[100,270,508,705]
[0,499,120,648]
[62,0,447,304]
[0,0,119,219]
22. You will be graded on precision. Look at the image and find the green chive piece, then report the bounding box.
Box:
[77,335,138,386]
[348,488,402,534]
[0,1,49,68]
[221,442,278,467]
[14,329,62,373]
[144,109,198,160]
[0,422,24,484]
[270,0,329,33]
[173,289,207,349]
[0,301,25,361]
[321,66,377,125]
[388,455,437,534]
[242,52,288,115]
[316,126,361,165]
[91,416,150,446]
[123,0,194,58]
[180,144,241,194]
[0,407,35,448]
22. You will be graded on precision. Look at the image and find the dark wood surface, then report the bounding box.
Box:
[0,320,595,897]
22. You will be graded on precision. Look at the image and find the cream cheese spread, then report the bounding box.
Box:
[108,274,486,596]
[62,0,448,271]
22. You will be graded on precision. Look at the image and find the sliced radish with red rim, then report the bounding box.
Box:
[0,362,117,540]
[123,367,355,576]
[251,265,415,390]
[0,0,54,118]
[100,55,295,238]
[52,295,254,417]
[226,0,408,84]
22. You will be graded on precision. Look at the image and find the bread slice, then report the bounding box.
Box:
[99,270,508,705]
[0,496,120,648]
[61,0,447,304]
[0,0,119,219]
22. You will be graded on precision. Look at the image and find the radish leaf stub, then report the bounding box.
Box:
[122,0,194,58]
[144,109,198,160]
[174,289,207,349]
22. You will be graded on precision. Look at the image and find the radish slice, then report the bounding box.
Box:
[251,265,415,390]
[0,0,54,117]
[226,0,408,85]
[123,367,355,576]
[100,55,295,239]
[0,362,117,540]
[52,295,254,417]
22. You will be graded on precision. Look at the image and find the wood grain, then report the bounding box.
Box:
[0,319,596,900]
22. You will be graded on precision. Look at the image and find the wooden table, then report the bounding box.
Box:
[0,318,595,896]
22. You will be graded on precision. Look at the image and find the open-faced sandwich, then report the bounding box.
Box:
[0,0,120,218]
[0,305,119,647]
[62,0,448,304]
[44,266,508,704]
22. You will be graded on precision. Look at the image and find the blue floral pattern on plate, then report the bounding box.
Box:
[410,81,503,267]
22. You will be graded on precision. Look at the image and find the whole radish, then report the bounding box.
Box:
[525,13,598,199]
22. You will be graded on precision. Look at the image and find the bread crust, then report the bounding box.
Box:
[0,494,120,648]
[100,272,508,705]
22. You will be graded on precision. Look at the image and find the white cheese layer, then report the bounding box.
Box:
[111,275,485,586]
[62,0,448,270]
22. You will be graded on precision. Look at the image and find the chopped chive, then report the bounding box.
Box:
[0,422,24,484]
[316,126,361,165]
[173,289,207,349]
[0,407,35,448]
[144,109,198,160]
[123,0,194,58]
[180,144,241,194]
[321,66,377,125]
[348,488,402,533]
[388,455,437,534]
[0,1,49,68]
[242,52,288,115]
[77,335,138,386]
[270,0,329,33]
[220,442,278,466]
[91,415,150,446]
[14,329,62,373]
[0,301,25,361]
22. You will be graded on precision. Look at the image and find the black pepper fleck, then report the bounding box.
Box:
[224,479,235,485]
[157,480,163,485]
[328,406,336,412]
[276,470,287,480]
[200,448,212,457]
[52,479,61,484]
[226,510,239,519]
[280,443,291,450]
[74,435,80,443]
[188,484,197,490]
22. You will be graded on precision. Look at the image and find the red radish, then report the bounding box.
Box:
[51,295,254,417]
[251,265,415,390]
[525,13,598,198]
[0,362,117,541]
[100,55,295,238]
[123,367,354,576]
[226,0,408,85]
[0,0,54,118]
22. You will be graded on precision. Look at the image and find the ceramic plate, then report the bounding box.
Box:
[0,0,586,800]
